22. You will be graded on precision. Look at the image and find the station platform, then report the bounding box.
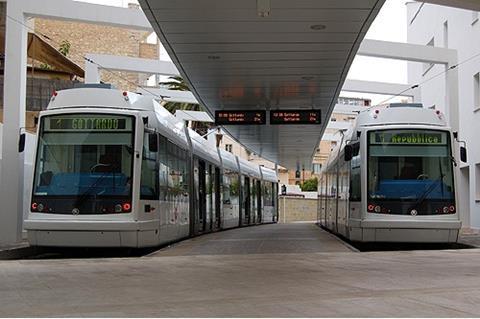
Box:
[1,223,480,316]
[150,222,352,256]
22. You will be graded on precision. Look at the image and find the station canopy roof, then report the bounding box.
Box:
[140,0,385,169]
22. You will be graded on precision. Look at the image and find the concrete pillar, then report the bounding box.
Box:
[0,1,27,244]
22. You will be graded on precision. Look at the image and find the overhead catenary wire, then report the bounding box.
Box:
[5,14,169,101]
[370,50,480,108]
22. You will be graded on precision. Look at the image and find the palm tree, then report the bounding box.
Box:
[159,76,205,113]
[159,76,210,135]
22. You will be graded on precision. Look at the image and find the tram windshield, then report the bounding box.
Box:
[31,114,135,214]
[367,129,455,215]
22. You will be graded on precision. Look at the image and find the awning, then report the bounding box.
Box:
[26,32,85,78]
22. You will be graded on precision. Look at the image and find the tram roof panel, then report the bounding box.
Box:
[190,130,222,166]
[140,0,385,169]
[260,166,278,183]
[355,106,448,128]
[219,149,240,173]
[238,157,262,179]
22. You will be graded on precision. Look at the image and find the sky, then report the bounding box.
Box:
[76,0,409,104]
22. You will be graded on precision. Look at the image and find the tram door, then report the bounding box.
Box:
[214,167,221,230]
[198,160,207,233]
[257,180,262,223]
[244,177,251,225]
[251,179,256,224]
[206,164,212,232]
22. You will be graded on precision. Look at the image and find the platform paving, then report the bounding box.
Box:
[2,223,480,317]
[150,223,353,256]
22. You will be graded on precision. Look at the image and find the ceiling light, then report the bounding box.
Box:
[310,24,327,31]
[257,0,271,17]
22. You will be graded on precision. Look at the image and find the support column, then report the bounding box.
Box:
[0,2,27,244]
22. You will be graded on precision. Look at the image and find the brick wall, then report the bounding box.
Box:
[34,16,158,91]
[278,196,318,223]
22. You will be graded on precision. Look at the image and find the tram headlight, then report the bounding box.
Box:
[37,203,44,212]
[449,205,455,212]
[374,205,381,213]
[114,204,123,213]
[367,204,375,212]
[443,206,450,214]
[31,202,38,211]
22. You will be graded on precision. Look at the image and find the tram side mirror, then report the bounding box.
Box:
[460,146,467,163]
[18,133,26,153]
[344,144,353,162]
[148,133,158,152]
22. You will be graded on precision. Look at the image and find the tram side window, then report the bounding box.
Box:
[263,181,274,206]
[158,135,169,201]
[140,132,159,200]
[223,171,240,206]
[349,143,361,201]
[167,141,188,200]
[230,172,240,205]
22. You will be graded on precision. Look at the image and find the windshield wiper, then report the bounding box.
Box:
[74,172,110,207]
[409,175,444,213]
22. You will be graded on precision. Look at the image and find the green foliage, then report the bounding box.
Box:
[159,76,205,113]
[300,177,318,192]
[230,179,239,196]
[58,40,71,57]
[39,63,52,70]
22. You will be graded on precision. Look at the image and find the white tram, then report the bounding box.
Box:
[24,87,278,247]
[318,104,463,243]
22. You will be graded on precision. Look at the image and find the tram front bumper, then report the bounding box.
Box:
[349,219,461,243]
[24,219,159,247]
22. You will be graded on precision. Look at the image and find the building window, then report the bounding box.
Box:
[473,11,479,25]
[443,21,448,48]
[474,73,480,111]
[313,163,322,174]
[225,144,233,152]
[423,38,435,75]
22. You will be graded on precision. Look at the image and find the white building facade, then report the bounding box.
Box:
[407,2,480,229]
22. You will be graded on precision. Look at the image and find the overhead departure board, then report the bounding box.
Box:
[270,110,321,125]
[215,110,266,125]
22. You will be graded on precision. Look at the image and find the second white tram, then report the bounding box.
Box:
[24,87,279,247]
[318,104,462,243]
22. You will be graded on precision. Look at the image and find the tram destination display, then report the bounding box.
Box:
[270,110,321,125]
[371,131,446,145]
[215,110,266,125]
[45,115,132,131]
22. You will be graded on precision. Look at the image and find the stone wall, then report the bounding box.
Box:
[278,196,318,223]
[34,15,158,91]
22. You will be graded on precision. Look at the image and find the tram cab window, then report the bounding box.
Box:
[33,114,134,197]
[367,130,455,215]
[140,132,159,200]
